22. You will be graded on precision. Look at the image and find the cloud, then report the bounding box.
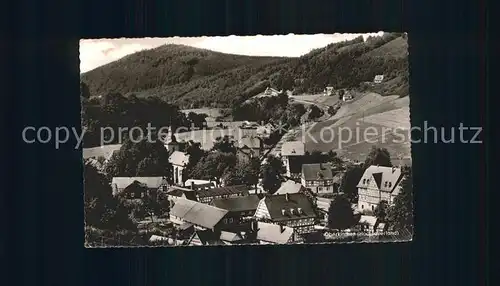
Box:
[80,33,384,73]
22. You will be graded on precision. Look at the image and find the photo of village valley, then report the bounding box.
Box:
[81,32,413,247]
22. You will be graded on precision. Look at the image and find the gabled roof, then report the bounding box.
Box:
[168,151,190,166]
[170,199,228,229]
[238,136,261,149]
[212,194,261,213]
[265,87,280,94]
[256,222,294,244]
[301,163,333,181]
[315,197,332,213]
[196,185,249,198]
[189,230,224,246]
[356,165,403,193]
[111,177,167,190]
[257,193,318,222]
[220,231,243,242]
[166,187,198,201]
[275,180,306,195]
[184,179,215,188]
[281,141,305,156]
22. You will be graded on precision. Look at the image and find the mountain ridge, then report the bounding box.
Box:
[81,33,409,108]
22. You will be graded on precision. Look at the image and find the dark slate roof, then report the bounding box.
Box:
[301,163,334,181]
[211,195,261,212]
[167,187,198,201]
[112,177,167,190]
[196,185,249,198]
[262,193,318,222]
[288,156,305,174]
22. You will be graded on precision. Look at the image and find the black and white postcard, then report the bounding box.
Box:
[80,33,413,247]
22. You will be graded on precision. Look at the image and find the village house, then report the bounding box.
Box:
[169,198,230,232]
[374,74,385,84]
[184,179,216,189]
[342,91,353,101]
[196,185,250,204]
[254,193,318,241]
[314,197,332,223]
[111,177,168,198]
[187,230,224,246]
[358,215,387,233]
[168,151,190,186]
[275,180,315,201]
[254,221,295,245]
[165,186,198,206]
[239,121,259,129]
[211,194,261,223]
[168,184,250,204]
[357,165,404,213]
[281,141,306,178]
[256,123,275,139]
[237,136,262,160]
[301,163,335,194]
[263,87,281,96]
[187,230,245,246]
[324,86,334,96]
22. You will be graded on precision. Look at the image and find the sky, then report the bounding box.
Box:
[80,32,384,73]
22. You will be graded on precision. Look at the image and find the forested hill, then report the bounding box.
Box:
[81,33,409,108]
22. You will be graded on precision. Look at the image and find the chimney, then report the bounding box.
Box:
[297,207,302,215]
[191,181,195,190]
[392,166,396,173]
[280,224,285,233]
[285,193,289,201]
[281,209,286,216]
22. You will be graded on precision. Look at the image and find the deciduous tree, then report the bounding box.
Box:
[386,166,413,234]
[364,146,392,168]
[327,194,356,230]
[339,164,364,203]
[260,155,285,194]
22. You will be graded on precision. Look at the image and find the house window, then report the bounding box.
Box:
[141,193,145,198]
[363,179,366,184]
[361,205,364,209]
[371,205,374,211]
[318,187,323,192]
[389,182,392,187]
